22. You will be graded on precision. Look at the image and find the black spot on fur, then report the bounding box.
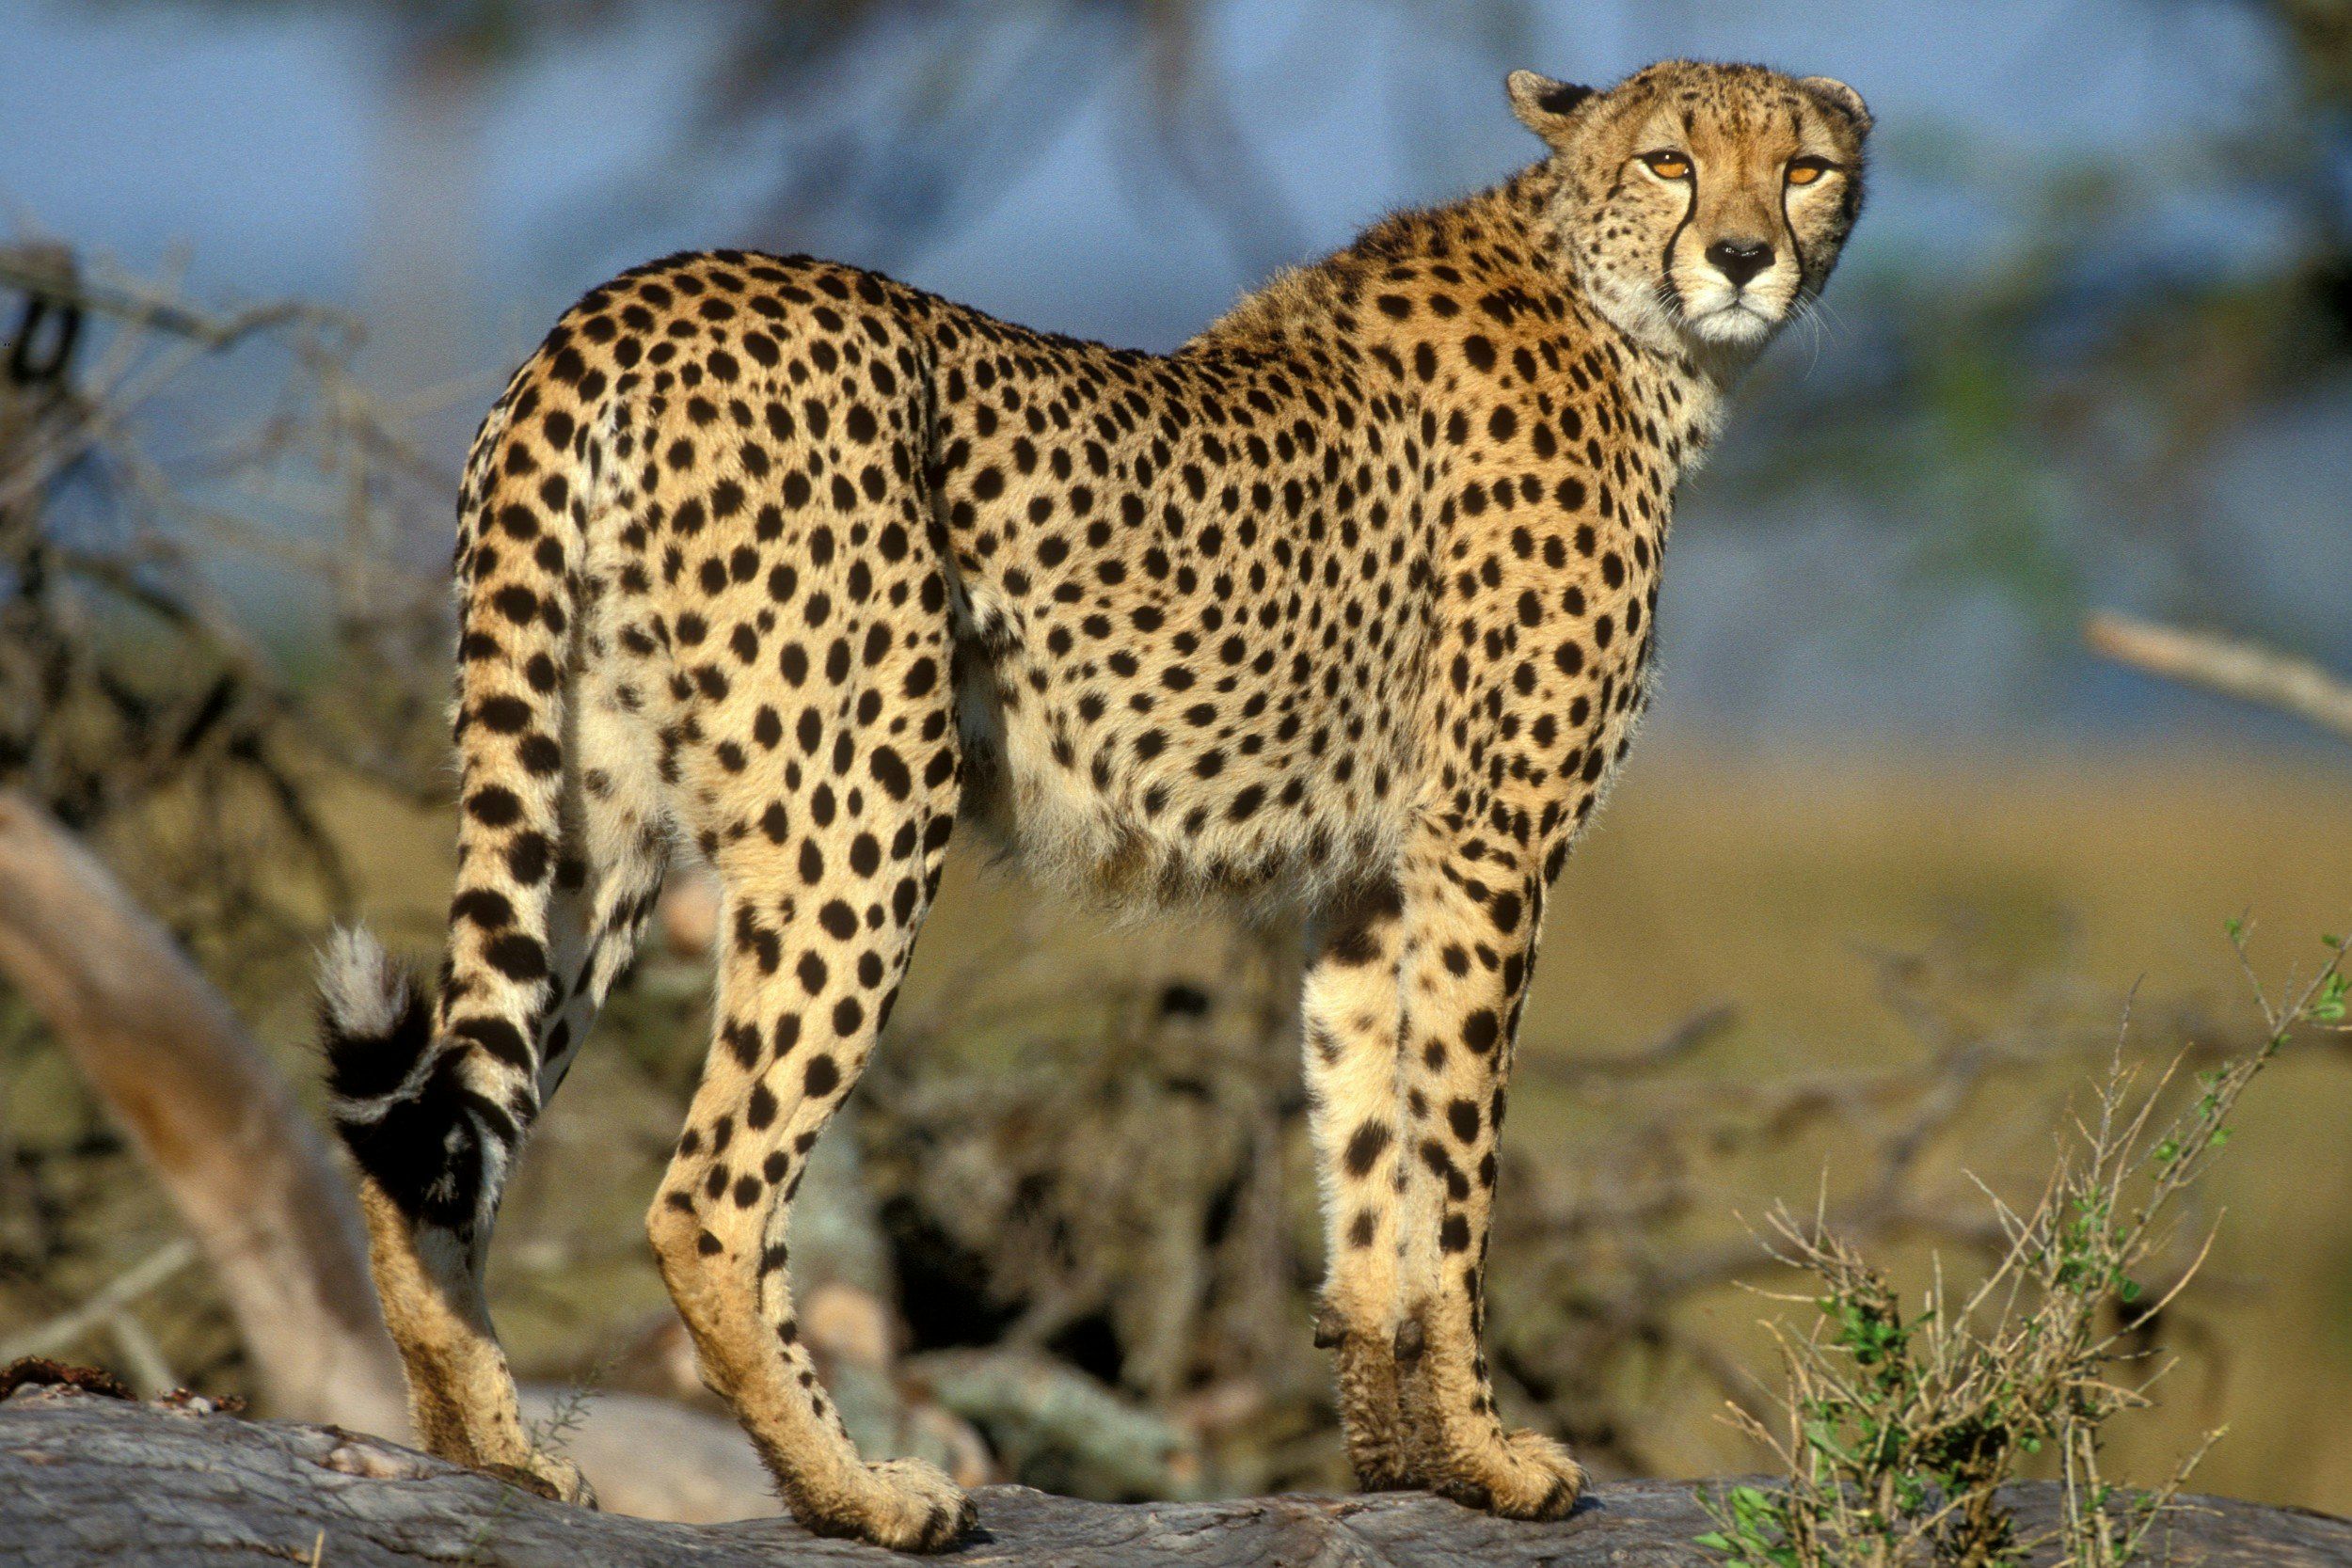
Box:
[451,889,515,930]
[485,933,548,982]
[1343,1120,1391,1177]
[452,1014,533,1071]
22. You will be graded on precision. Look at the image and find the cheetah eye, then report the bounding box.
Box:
[1786,156,1836,186]
[1640,150,1692,181]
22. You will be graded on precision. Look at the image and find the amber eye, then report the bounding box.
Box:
[1641,150,1692,180]
[1787,157,1835,186]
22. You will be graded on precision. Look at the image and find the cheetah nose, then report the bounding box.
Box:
[1704,237,1774,289]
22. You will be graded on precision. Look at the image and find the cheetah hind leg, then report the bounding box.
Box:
[347,1180,596,1508]
[338,712,681,1505]
[646,809,971,1550]
[1301,883,1425,1492]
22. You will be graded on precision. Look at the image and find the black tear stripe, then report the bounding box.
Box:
[1658,177,1698,319]
[1779,186,1808,294]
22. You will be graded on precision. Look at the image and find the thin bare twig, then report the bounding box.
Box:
[0,246,346,352]
[0,1237,198,1366]
[2086,611,2352,744]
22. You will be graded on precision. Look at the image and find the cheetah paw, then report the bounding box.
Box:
[803,1457,976,1553]
[481,1450,597,1508]
[1434,1428,1585,1522]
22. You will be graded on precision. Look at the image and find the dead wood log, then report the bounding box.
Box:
[0,788,410,1436]
[5,1386,2349,1568]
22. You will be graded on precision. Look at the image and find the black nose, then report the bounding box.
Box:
[1705,237,1774,289]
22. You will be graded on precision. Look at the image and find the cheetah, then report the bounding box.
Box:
[319,58,1868,1550]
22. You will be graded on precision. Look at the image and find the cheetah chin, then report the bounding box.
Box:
[1687,297,1779,345]
[321,56,1866,1550]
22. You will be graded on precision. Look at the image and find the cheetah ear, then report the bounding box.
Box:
[1798,75,1872,136]
[1506,70,1597,146]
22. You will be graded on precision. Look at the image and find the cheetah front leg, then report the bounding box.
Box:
[1302,880,1420,1491]
[1388,825,1585,1519]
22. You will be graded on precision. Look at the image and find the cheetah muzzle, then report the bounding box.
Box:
[318,57,1867,1550]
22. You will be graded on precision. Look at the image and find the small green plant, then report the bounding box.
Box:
[454,1361,611,1566]
[1701,925,2347,1568]
[526,1365,606,1458]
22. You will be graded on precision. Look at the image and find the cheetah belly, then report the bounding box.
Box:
[947,567,1419,920]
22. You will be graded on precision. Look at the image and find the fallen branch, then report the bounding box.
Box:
[910,1347,1201,1499]
[2086,610,2352,744]
[0,789,408,1435]
[5,1386,2344,1568]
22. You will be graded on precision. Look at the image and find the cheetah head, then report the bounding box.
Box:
[1508,60,1870,366]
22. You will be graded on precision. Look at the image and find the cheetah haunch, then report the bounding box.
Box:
[320,59,1868,1550]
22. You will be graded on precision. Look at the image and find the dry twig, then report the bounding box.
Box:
[2086,611,2352,744]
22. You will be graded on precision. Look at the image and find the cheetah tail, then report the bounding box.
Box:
[318,357,596,1237]
[318,926,492,1232]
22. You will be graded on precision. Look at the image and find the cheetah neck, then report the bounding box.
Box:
[1195,163,1737,496]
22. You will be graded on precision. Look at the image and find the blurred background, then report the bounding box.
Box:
[1,0,2348,1525]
